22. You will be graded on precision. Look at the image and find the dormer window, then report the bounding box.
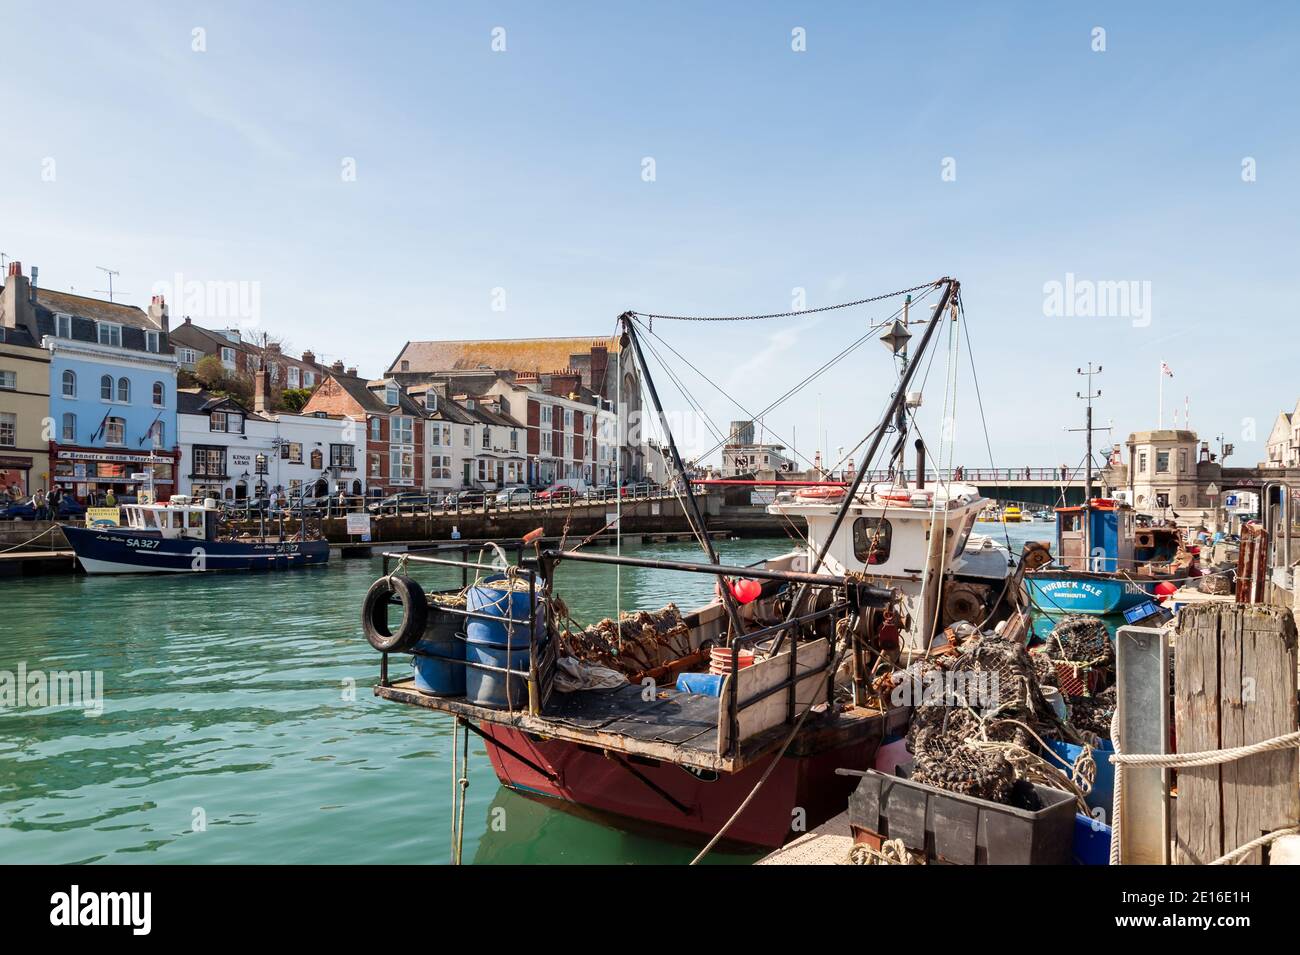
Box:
[424,392,437,411]
[96,322,122,347]
[55,313,73,338]
[145,330,160,353]
[385,385,398,405]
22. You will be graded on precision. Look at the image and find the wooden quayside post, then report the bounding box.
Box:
[1174,603,1299,865]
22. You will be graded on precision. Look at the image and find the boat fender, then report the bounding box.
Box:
[362,574,429,653]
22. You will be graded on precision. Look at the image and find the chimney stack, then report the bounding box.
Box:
[29,265,38,304]
[301,350,316,365]
[254,368,271,414]
[330,360,345,373]
[1,262,37,334]
[148,294,170,333]
[345,366,357,377]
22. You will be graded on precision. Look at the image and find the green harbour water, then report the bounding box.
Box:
[0,522,1052,865]
[0,537,800,865]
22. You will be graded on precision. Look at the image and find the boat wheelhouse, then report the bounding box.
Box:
[62,495,330,574]
[1025,499,1184,616]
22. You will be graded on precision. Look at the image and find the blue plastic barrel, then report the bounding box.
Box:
[466,575,542,649]
[410,611,465,696]
[464,641,531,708]
[1048,738,1115,818]
[675,672,723,697]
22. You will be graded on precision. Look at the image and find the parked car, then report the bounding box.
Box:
[368,492,435,514]
[494,486,532,505]
[444,489,486,508]
[536,484,577,502]
[2,496,88,521]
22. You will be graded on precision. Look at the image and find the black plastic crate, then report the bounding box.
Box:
[845,768,1076,865]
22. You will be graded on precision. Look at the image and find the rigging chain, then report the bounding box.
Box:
[631,278,948,322]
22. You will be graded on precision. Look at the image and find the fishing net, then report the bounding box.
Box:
[1066,685,1117,738]
[561,603,694,676]
[1035,615,1115,701]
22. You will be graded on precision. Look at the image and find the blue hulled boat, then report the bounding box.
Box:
[1025,499,1182,615]
[62,496,330,574]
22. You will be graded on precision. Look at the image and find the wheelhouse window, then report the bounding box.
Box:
[852,516,893,565]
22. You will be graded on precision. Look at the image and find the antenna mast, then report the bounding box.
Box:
[94,266,122,302]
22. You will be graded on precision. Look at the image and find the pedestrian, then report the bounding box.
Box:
[104,488,117,508]
[33,487,48,521]
[337,487,347,514]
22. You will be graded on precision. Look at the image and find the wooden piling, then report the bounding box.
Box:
[1174,603,1299,864]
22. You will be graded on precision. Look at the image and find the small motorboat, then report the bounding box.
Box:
[1002,504,1023,523]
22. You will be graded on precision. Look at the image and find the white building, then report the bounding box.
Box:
[178,389,365,501]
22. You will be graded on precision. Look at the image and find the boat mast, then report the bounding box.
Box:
[617,313,746,637]
[784,278,957,621]
[1070,363,1103,565]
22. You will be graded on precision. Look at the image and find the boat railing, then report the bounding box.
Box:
[378,541,548,714]
[371,543,889,756]
[540,549,891,758]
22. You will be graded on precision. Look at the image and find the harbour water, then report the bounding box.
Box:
[0,522,1047,865]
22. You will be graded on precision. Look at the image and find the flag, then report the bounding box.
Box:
[1160,361,1174,378]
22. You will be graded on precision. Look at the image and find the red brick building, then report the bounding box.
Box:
[301,369,427,496]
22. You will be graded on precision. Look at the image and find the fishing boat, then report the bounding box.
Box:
[1024,370,1188,616]
[62,495,330,574]
[364,278,1041,849]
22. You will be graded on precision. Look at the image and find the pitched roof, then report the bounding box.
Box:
[389,336,619,376]
[35,288,158,330]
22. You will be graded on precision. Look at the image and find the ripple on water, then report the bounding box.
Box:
[0,540,787,863]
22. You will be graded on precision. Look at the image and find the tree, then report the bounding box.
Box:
[279,388,313,413]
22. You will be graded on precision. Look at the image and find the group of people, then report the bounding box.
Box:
[5,482,74,519]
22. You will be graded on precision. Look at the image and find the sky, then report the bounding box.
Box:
[3,1,1297,470]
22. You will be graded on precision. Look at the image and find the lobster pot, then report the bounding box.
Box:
[466,575,543,649]
[464,642,532,709]
[410,609,465,697]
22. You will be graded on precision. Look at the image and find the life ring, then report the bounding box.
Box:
[362,574,429,652]
[796,487,845,501]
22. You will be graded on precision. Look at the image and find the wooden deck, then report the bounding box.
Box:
[375,677,901,774]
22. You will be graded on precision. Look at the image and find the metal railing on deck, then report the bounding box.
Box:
[377,541,545,714]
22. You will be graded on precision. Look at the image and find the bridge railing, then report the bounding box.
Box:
[852,467,1080,484]
[218,484,681,522]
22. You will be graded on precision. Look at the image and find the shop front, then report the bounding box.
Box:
[52,447,180,504]
[0,452,46,497]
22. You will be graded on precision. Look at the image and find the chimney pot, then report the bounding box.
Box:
[346,366,357,377]
[7,262,19,277]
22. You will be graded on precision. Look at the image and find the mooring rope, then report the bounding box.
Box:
[1108,709,1300,865]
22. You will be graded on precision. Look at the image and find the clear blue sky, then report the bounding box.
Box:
[3,1,1297,468]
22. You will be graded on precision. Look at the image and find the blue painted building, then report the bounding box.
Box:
[0,264,179,501]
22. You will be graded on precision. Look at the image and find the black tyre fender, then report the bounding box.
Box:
[362,574,428,652]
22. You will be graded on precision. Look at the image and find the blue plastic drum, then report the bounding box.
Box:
[465,575,543,649]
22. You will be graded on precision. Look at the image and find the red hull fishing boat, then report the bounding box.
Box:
[365,277,1032,852]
